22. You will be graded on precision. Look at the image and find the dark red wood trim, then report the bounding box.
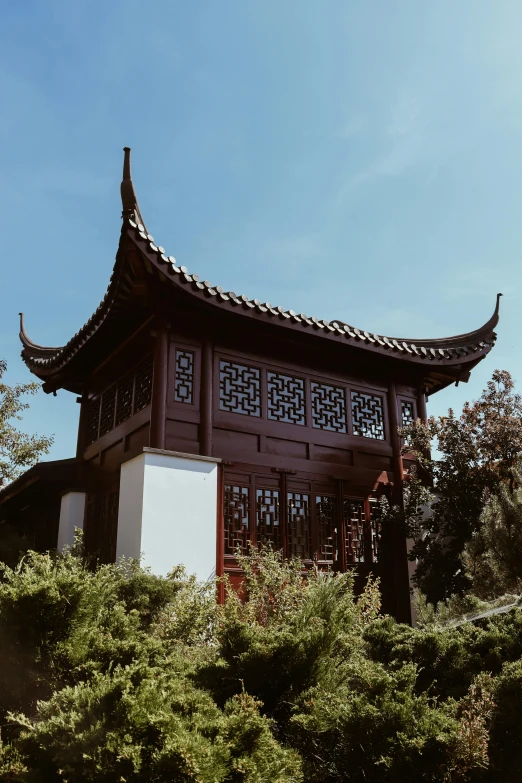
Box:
[201,339,213,456]
[216,463,225,604]
[150,324,169,449]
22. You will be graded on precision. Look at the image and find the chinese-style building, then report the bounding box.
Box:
[0,149,500,623]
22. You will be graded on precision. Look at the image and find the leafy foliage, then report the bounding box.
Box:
[3,546,522,781]
[0,360,53,486]
[464,472,522,598]
[389,370,522,603]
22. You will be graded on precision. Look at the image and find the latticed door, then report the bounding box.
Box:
[256,486,281,550]
[286,491,312,559]
[223,483,250,556]
[343,498,366,564]
[223,472,382,569]
[315,494,337,564]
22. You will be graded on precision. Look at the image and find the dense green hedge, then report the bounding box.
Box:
[0,548,521,782]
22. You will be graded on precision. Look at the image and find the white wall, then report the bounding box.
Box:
[116,448,220,582]
[57,491,86,551]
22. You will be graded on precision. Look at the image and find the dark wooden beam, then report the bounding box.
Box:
[200,339,213,456]
[417,384,428,422]
[150,323,169,449]
[76,396,88,460]
[387,382,403,497]
[216,463,225,604]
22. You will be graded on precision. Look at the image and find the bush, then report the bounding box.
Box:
[2,545,522,781]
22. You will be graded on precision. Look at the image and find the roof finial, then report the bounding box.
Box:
[120,147,146,229]
[495,292,503,316]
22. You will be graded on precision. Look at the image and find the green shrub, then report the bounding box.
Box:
[2,545,522,781]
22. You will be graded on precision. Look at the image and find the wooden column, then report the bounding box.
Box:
[150,323,169,450]
[216,463,225,604]
[386,382,411,624]
[75,396,88,460]
[417,384,428,422]
[387,382,404,495]
[281,472,289,561]
[200,339,213,456]
[337,480,347,572]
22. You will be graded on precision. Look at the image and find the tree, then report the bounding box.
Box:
[396,370,522,604]
[0,360,53,486]
[464,472,522,599]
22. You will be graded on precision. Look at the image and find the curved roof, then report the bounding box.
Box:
[20,149,500,388]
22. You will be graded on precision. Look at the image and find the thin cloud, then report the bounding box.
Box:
[337,92,432,194]
[338,114,365,139]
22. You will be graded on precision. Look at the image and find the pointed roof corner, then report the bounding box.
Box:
[466,292,502,340]
[19,311,34,349]
[120,147,146,230]
[19,312,63,360]
[17,152,501,395]
[493,292,503,324]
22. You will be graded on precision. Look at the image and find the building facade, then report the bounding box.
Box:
[0,149,500,623]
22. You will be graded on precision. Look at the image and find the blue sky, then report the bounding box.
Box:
[1,1,521,461]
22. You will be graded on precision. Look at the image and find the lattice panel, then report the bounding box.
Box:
[316,495,337,562]
[256,488,281,550]
[287,492,311,559]
[401,400,415,428]
[134,356,154,412]
[219,361,261,416]
[369,496,381,563]
[351,391,385,440]
[87,397,101,444]
[115,372,134,426]
[224,484,250,556]
[174,350,195,404]
[99,386,116,436]
[267,372,306,425]
[311,382,347,433]
[344,499,365,563]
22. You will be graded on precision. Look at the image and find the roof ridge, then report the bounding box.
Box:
[18,149,500,386]
[127,216,499,362]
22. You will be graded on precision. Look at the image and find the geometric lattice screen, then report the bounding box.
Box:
[316,494,337,561]
[224,484,250,556]
[134,356,154,413]
[174,349,195,404]
[369,496,381,563]
[311,382,347,433]
[287,492,311,558]
[256,488,281,550]
[343,498,365,563]
[350,391,385,440]
[86,355,154,445]
[219,361,261,416]
[400,400,415,427]
[267,372,306,425]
